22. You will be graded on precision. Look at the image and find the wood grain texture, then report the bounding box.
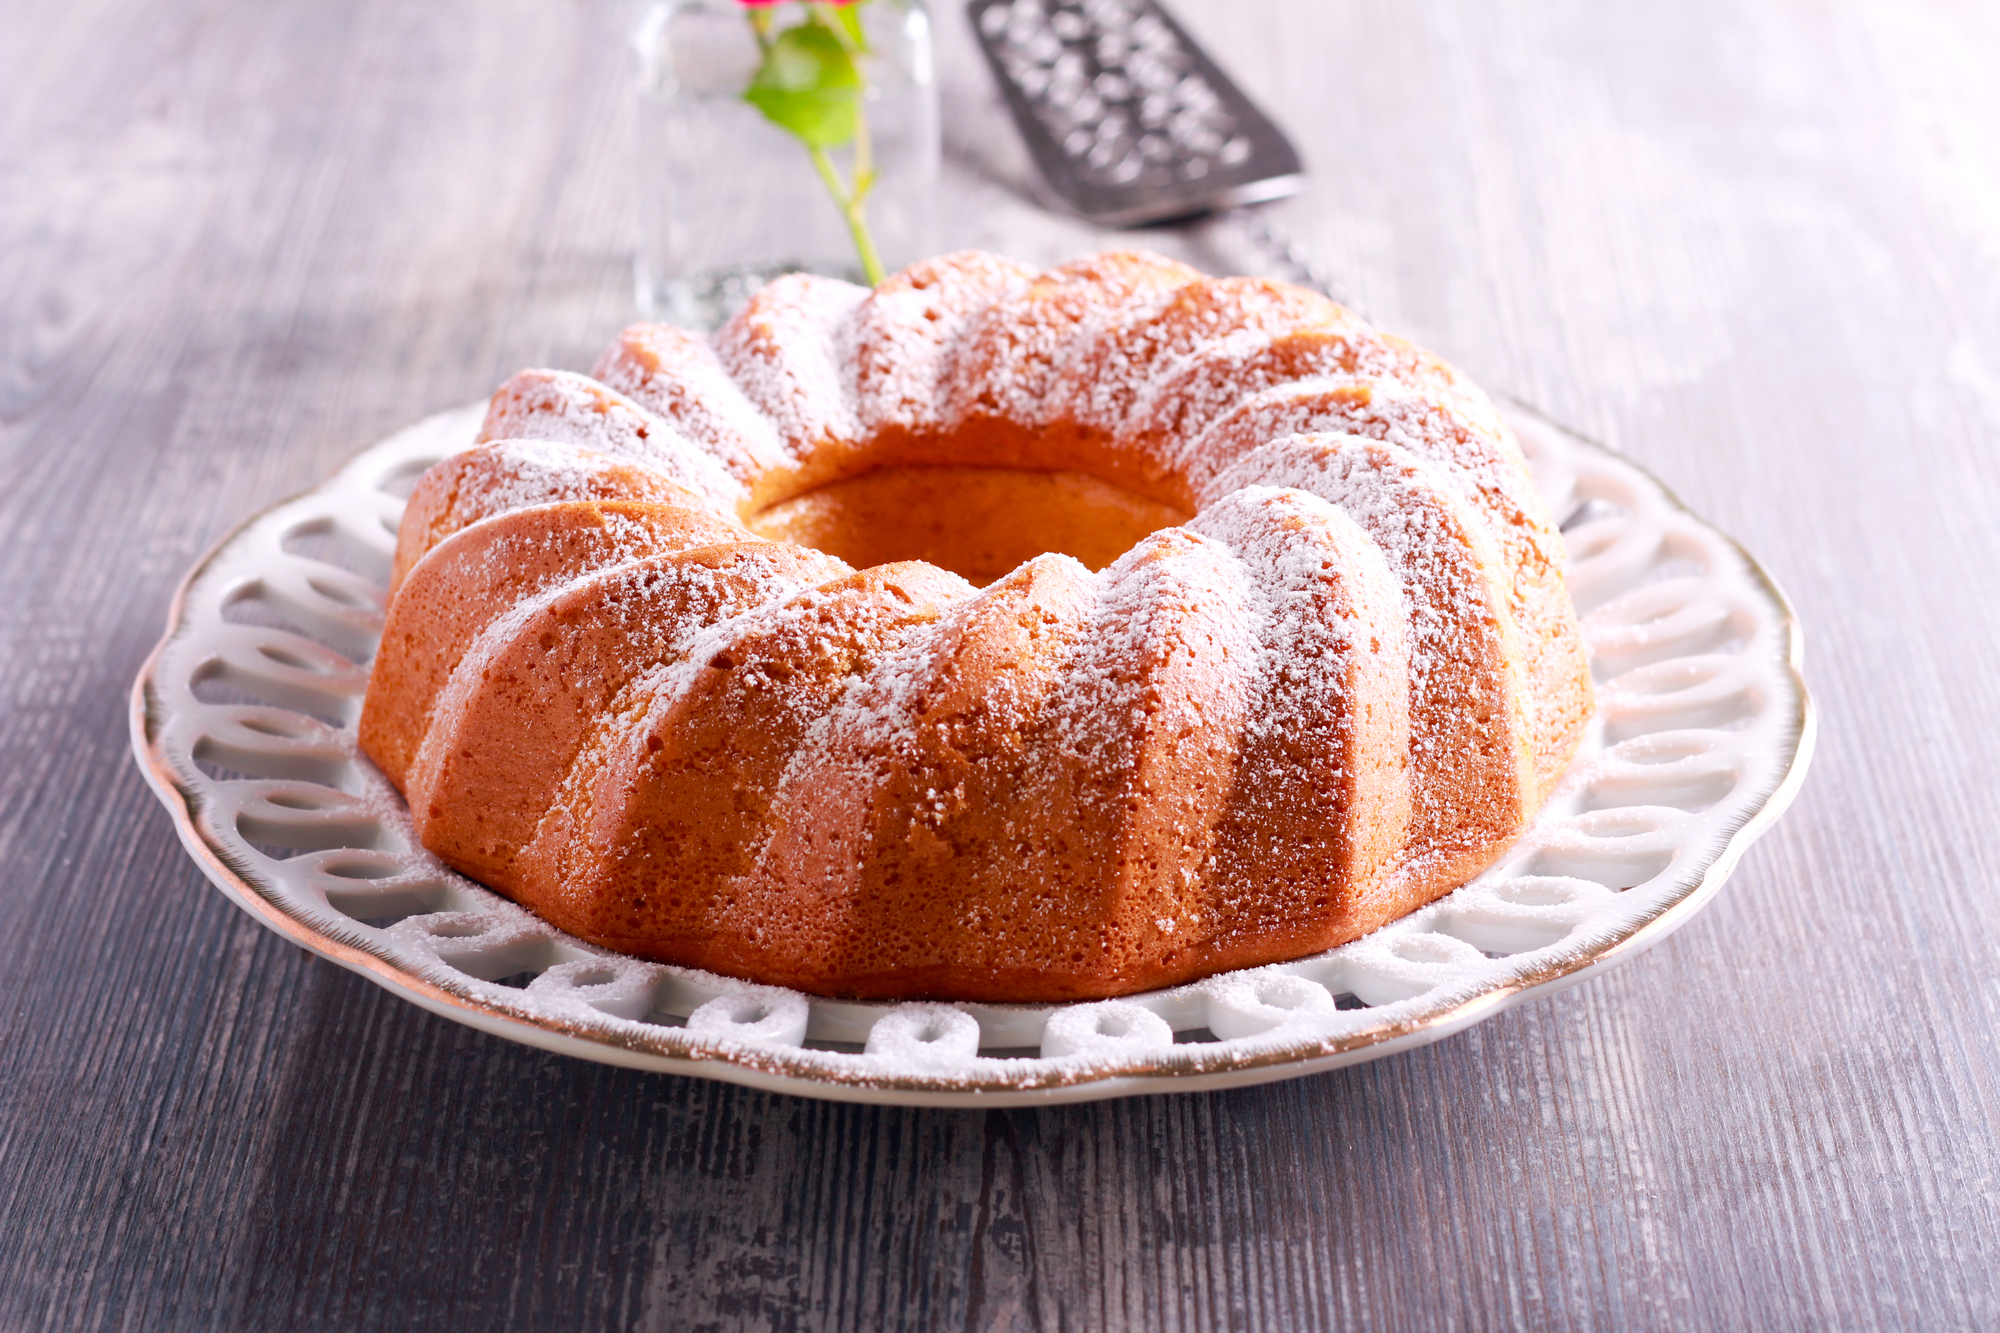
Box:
[4,0,1998,1328]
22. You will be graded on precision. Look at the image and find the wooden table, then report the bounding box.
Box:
[5,0,1996,1326]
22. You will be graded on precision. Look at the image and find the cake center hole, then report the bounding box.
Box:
[746,465,1192,587]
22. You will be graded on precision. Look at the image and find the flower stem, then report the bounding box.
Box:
[807,141,885,285]
[807,2,881,285]
[744,1,887,287]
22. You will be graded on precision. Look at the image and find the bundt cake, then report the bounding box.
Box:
[358,251,1593,1003]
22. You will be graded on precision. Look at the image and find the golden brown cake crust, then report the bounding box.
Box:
[359,250,1595,1002]
[360,500,746,790]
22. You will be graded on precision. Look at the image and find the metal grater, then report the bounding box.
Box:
[967,0,1304,227]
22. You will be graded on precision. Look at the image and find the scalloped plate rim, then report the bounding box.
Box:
[129,402,1816,1107]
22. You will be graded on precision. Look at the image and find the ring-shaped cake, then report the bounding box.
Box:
[358,251,1593,1002]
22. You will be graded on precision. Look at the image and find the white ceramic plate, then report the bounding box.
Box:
[131,403,1813,1106]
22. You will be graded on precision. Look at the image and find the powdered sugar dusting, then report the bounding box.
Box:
[1055,277,1342,438]
[1016,527,1264,962]
[1180,485,1412,934]
[1207,436,1534,858]
[851,252,1036,439]
[479,369,744,511]
[447,440,697,515]
[1179,376,1584,794]
[715,273,871,464]
[1183,486,1390,749]
[392,439,719,590]
[941,251,1202,429]
[1212,434,1498,694]
[592,323,791,490]
[1049,529,1255,773]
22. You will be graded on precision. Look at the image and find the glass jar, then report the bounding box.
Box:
[633,0,939,328]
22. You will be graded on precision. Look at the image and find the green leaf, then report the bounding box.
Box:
[744,21,863,149]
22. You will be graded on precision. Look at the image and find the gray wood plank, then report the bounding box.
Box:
[3,0,1998,1328]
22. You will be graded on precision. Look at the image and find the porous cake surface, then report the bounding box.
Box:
[358,251,1593,1002]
